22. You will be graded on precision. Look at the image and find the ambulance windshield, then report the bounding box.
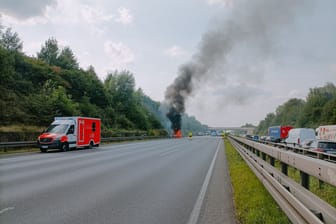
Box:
[46,124,69,134]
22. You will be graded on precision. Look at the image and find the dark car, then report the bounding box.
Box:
[304,140,336,154]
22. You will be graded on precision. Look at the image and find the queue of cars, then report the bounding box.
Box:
[302,139,336,154]
[257,125,336,154]
[301,125,336,154]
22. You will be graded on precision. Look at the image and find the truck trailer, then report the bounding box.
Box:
[268,126,293,142]
[316,125,336,141]
[38,117,101,152]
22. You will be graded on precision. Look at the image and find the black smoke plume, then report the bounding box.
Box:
[164,0,312,129]
[165,64,195,129]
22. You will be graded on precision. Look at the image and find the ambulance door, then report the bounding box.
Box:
[67,123,77,148]
[78,119,85,145]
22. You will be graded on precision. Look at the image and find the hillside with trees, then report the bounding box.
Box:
[0,25,207,139]
[140,94,208,136]
[256,82,336,135]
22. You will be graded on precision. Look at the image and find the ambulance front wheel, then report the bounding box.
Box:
[61,143,69,152]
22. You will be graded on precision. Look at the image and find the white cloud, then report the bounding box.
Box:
[1,1,134,37]
[104,40,135,71]
[115,7,133,25]
[22,41,44,56]
[1,1,131,29]
[1,13,48,26]
[43,0,114,25]
[287,89,305,99]
[330,64,336,73]
[206,0,232,6]
[0,0,56,19]
[164,45,186,57]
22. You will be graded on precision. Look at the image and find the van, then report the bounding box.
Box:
[285,128,316,147]
[38,117,101,152]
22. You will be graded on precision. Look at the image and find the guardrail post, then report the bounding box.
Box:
[300,171,310,190]
[318,180,324,189]
[270,157,275,166]
[261,152,266,161]
[281,162,288,176]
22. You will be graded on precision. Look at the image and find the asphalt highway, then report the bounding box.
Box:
[0,137,235,224]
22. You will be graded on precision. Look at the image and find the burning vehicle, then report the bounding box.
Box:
[173,129,182,138]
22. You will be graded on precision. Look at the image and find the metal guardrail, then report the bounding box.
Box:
[229,135,336,224]
[0,136,167,149]
[0,141,37,148]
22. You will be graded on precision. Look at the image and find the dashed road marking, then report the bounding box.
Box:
[0,207,15,215]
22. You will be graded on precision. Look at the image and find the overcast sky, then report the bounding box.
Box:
[1,0,335,127]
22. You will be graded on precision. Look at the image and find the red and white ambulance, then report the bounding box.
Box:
[38,117,101,152]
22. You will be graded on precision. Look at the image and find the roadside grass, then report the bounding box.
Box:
[224,139,290,224]
[0,147,40,155]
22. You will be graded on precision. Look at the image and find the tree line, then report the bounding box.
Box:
[0,25,207,136]
[10,23,334,138]
[255,82,336,135]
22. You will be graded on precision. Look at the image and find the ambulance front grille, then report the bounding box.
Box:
[40,138,52,143]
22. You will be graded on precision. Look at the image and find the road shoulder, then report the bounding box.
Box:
[197,140,237,224]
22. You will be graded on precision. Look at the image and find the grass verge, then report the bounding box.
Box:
[224,139,291,224]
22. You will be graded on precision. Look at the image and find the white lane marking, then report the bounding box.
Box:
[0,206,15,215]
[160,148,180,157]
[187,140,221,224]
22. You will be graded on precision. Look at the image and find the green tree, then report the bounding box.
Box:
[25,80,57,125]
[298,83,336,127]
[256,113,275,135]
[0,27,23,51]
[256,83,336,135]
[273,98,305,126]
[104,71,136,128]
[26,80,80,125]
[321,99,336,124]
[61,69,108,108]
[0,47,16,88]
[51,86,79,116]
[37,38,59,66]
[104,70,136,115]
[0,87,27,125]
[57,47,79,70]
[181,114,208,136]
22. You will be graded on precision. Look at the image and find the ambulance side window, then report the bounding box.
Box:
[68,125,74,134]
[92,122,96,132]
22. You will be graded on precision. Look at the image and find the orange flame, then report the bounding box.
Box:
[173,129,182,138]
